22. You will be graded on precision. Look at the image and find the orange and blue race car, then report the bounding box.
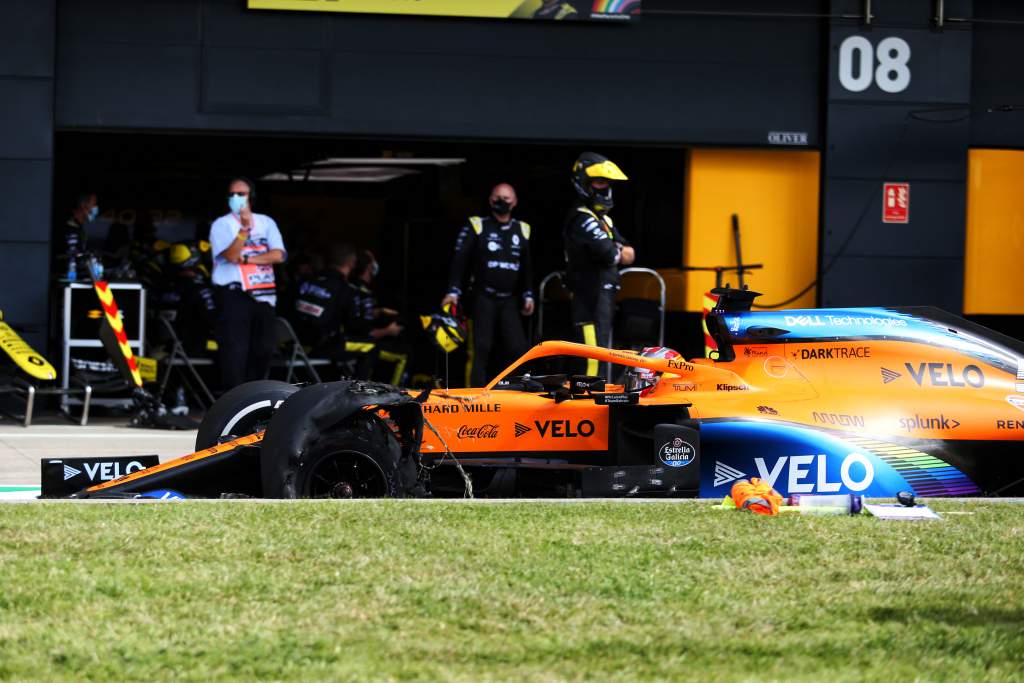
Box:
[55,288,1024,499]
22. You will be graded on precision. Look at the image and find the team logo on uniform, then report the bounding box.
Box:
[487,241,500,252]
[512,235,520,246]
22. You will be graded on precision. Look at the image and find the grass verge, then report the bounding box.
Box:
[1,500,1022,681]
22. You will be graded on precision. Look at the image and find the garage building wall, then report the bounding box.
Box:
[0,1,56,350]
[54,0,825,146]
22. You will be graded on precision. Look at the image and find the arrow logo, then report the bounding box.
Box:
[713,461,746,487]
[62,464,81,481]
[881,367,901,384]
[514,422,532,438]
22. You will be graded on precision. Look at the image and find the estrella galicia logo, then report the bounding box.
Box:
[658,437,695,468]
[514,422,531,437]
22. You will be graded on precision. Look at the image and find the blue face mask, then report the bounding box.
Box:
[87,206,99,222]
[228,195,248,214]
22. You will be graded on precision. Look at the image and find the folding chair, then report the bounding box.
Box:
[270,317,331,384]
[536,271,574,343]
[612,267,666,349]
[152,316,216,410]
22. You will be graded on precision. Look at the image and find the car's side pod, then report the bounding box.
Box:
[259,380,425,498]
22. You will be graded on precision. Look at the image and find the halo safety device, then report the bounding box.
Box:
[624,346,681,396]
[572,152,627,213]
[420,302,468,354]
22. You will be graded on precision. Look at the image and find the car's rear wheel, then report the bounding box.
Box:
[195,380,298,450]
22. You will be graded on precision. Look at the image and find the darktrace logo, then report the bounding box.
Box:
[514,422,532,437]
[881,367,901,384]
[898,414,960,431]
[658,437,695,468]
[795,347,870,360]
[456,424,499,439]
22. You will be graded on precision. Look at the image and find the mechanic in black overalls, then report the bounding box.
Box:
[290,242,372,378]
[563,152,635,375]
[443,183,534,387]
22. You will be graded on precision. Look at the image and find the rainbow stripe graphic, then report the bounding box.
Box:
[842,435,981,497]
[592,0,641,13]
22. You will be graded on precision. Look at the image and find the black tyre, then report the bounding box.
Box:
[264,415,403,499]
[195,380,298,450]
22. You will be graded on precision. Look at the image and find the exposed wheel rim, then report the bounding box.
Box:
[301,449,388,499]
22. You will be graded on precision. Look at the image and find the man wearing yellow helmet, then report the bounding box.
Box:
[563,152,635,369]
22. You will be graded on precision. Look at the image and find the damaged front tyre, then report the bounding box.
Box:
[296,429,399,498]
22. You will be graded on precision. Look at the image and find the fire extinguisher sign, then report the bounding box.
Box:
[882,182,910,223]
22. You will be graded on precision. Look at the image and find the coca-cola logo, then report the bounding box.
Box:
[658,437,695,468]
[457,424,499,439]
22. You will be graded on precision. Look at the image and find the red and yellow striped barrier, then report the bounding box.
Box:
[93,280,143,387]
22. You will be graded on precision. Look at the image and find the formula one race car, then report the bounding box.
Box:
[58,288,1024,499]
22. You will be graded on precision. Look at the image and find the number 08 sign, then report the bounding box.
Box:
[838,35,911,94]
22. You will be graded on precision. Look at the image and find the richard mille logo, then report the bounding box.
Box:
[881,367,901,384]
[514,422,532,437]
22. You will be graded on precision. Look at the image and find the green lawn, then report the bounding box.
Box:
[1,501,1022,681]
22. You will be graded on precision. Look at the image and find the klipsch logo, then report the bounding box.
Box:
[658,438,695,468]
[456,424,498,439]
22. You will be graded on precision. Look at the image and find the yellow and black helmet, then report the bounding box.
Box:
[572,152,627,213]
[420,302,468,354]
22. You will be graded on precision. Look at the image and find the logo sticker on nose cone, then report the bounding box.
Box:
[658,438,695,467]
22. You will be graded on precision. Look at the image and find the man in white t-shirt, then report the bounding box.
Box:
[209,177,287,390]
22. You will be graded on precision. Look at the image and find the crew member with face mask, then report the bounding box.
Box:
[442,183,534,387]
[209,177,287,390]
[60,191,99,280]
[563,152,634,374]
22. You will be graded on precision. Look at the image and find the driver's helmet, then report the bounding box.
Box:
[625,346,682,396]
[420,301,468,354]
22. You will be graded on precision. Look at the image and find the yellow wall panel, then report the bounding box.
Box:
[683,149,820,312]
[964,149,1024,314]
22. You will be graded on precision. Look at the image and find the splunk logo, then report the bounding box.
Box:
[715,453,875,493]
[898,414,960,432]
